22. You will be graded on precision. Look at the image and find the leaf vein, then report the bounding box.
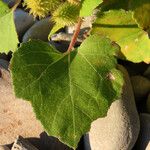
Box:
[75,105,92,121]
[68,54,76,146]
[79,52,102,79]
[18,55,65,95]
[72,82,100,110]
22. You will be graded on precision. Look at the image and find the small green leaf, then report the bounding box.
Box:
[11,35,123,149]
[129,0,150,30]
[92,10,150,63]
[80,0,103,17]
[0,1,19,53]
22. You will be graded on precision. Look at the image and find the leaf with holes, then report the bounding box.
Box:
[0,1,19,53]
[11,35,123,149]
[92,10,150,63]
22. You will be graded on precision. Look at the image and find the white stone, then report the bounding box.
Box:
[84,66,140,150]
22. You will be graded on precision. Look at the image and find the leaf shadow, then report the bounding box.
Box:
[93,24,138,28]
[5,132,85,150]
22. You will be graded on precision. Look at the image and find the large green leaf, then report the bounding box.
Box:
[80,0,103,17]
[0,0,10,17]
[11,35,123,149]
[129,0,150,30]
[92,10,150,63]
[0,1,19,53]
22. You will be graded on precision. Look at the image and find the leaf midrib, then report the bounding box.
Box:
[68,53,76,147]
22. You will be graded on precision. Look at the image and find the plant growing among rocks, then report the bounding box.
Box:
[0,0,150,149]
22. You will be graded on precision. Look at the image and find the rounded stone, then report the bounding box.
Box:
[84,66,140,150]
[14,9,35,40]
[144,66,150,80]
[131,76,150,99]
[0,73,43,145]
[146,94,150,113]
[0,59,9,71]
[136,113,150,150]
[0,145,10,150]
[23,17,54,42]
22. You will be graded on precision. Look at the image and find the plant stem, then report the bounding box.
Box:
[67,17,83,53]
[12,0,21,11]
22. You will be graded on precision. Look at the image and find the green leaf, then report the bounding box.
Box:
[129,0,150,30]
[11,35,123,149]
[0,1,19,53]
[0,0,10,17]
[92,10,150,63]
[80,0,103,17]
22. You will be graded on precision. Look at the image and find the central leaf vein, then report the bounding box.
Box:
[68,53,76,146]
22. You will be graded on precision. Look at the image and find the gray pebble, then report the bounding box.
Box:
[23,17,54,42]
[14,9,35,40]
[11,136,38,150]
[0,59,9,70]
